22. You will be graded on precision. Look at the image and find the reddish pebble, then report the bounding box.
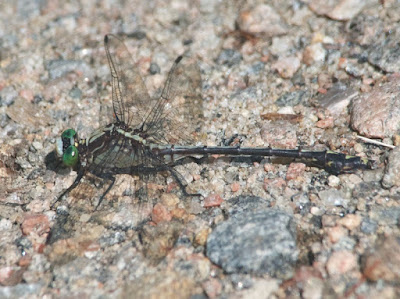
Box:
[79,240,100,252]
[286,163,306,180]
[231,182,240,192]
[261,55,269,63]
[227,73,247,90]
[35,243,46,254]
[263,163,276,173]
[202,278,222,299]
[165,182,178,193]
[316,117,334,129]
[327,226,348,243]
[0,266,24,286]
[338,57,347,68]
[364,255,396,281]
[326,251,358,275]
[204,194,223,208]
[151,203,172,224]
[18,255,32,267]
[363,236,400,282]
[21,214,50,236]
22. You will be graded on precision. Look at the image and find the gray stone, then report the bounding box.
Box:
[17,0,45,19]
[360,218,378,235]
[382,146,400,188]
[230,87,259,102]
[0,86,18,106]
[68,87,82,100]
[370,207,400,227]
[216,49,242,67]
[99,231,126,247]
[0,283,43,298]
[206,209,297,278]
[149,62,160,74]
[224,196,272,218]
[275,90,308,107]
[46,60,92,80]
[368,30,400,73]
[318,189,347,207]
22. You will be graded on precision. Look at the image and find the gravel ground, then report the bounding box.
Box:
[1,0,400,298]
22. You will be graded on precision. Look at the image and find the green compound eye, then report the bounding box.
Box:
[61,129,78,152]
[63,145,79,167]
[61,129,77,139]
[61,129,76,140]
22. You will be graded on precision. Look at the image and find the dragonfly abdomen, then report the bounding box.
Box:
[154,145,371,175]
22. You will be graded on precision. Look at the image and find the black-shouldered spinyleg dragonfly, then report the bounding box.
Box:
[54,34,372,213]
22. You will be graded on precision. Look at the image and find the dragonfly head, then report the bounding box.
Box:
[56,129,80,167]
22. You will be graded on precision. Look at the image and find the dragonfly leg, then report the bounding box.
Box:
[94,174,116,210]
[169,167,201,197]
[52,169,85,208]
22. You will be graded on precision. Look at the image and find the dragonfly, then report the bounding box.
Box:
[53,34,372,211]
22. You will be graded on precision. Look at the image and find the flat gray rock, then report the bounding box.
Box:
[206,209,297,279]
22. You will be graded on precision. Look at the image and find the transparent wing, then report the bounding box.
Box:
[105,34,204,145]
[104,34,154,127]
[143,55,204,145]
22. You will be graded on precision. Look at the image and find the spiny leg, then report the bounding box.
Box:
[52,169,85,208]
[94,173,116,211]
[169,166,201,198]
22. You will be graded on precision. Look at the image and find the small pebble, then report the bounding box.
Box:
[348,174,362,185]
[21,214,50,236]
[327,226,348,243]
[194,228,210,247]
[202,278,222,298]
[286,163,306,181]
[271,56,300,79]
[161,193,180,208]
[338,214,361,230]
[360,219,377,234]
[326,250,358,275]
[237,4,288,37]
[310,206,324,216]
[204,194,223,208]
[328,175,340,187]
[353,143,364,153]
[363,236,400,282]
[303,43,326,65]
[151,203,172,224]
[231,182,240,192]
[79,214,91,223]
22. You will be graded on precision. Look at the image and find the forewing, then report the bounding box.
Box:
[143,56,204,145]
[104,34,153,127]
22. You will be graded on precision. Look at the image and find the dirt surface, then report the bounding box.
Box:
[1,0,400,298]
